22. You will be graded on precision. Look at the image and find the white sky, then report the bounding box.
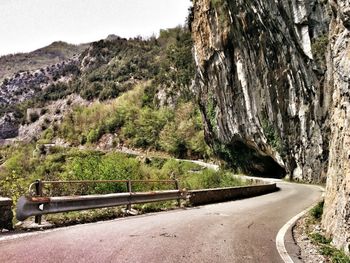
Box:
[0,0,191,56]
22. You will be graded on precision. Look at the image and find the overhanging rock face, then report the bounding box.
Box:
[191,0,329,181]
[191,0,350,254]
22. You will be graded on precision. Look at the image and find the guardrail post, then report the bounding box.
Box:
[126,180,132,211]
[174,180,181,207]
[34,179,43,225]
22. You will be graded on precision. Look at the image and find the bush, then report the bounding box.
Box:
[0,144,38,203]
[311,201,324,220]
[57,83,210,159]
[181,168,245,190]
[309,233,331,245]
[40,108,48,115]
[29,112,39,123]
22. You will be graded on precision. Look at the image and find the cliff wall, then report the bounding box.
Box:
[191,0,329,181]
[323,0,350,254]
[191,0,349,253]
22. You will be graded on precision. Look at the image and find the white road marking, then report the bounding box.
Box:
[276,185,324,263]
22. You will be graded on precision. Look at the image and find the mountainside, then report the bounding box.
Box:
[0,41,88,82]
[0,27,208,160]
[190,0,349,254]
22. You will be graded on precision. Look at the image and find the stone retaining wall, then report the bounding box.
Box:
[189,183,278,206]
[0,197,13,230]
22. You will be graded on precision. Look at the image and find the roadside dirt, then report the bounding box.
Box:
[293,215,329,263]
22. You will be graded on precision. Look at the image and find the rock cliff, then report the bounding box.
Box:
[191,0,329,181]
[191,0,349,253]
[322,0,350,254]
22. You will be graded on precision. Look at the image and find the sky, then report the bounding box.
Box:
[0,0,192,56]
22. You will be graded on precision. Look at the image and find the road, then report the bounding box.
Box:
[0,181,322,263]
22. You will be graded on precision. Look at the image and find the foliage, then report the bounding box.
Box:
[309,232,332,245]
[156,27,195,100]
[55,84,210,159]
[182,169,245,190]
[29,111,39,123]
[16,27,201,159]
[0,41,87,82]
[312,35,329,68]
[319,246,350,263]
[1,26,195,126]
[305,202,350,263]
[310,201,324,220]
[0,144,38,203]
[309,233,350,263]
[0,144,245,207]
[159,102,212,158]
[261,118,284,155]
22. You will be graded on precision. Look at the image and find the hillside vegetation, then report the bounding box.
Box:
[28,26,211,159]
[0,144,244,205]
[0,26,226,212]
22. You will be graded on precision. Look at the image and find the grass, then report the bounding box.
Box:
[45,207,124,226]
[309,232,332,245]
[0,144,247,227]
[319,246,350,263]
[305,201,350,263]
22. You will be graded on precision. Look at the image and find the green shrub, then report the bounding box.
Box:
[0,144,38,203]
[181,169,245,190]
[319,245,350,263]
[86,129,100,143]
[311,201,324,220]
[309,232,332,245]
[29,111,39,123]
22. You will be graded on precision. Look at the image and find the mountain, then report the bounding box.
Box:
[0,41,88,82]
[190,0,349,254]
[0,27,208,160]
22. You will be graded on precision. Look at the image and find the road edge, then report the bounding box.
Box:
[276,185,325,263]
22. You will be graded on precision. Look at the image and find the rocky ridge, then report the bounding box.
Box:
[0,58,80,106]
[0,58,81,140]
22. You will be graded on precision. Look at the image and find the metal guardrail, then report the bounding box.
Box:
[16,190,187,222]
[16,179,279,223]
[17,179,184,223]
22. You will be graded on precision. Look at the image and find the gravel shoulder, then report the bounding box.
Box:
[293,215,329,263]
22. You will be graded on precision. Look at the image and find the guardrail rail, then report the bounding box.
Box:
[17,179,185,223]
[16,179,278,224]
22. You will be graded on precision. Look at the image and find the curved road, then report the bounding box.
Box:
[0,181,322,263]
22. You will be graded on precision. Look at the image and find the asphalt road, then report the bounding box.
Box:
[0,181,322,263]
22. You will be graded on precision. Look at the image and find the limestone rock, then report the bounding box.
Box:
[191,0,329,181]
[322,0,350,254]
[191,0,349,253]
[0,113,19,139]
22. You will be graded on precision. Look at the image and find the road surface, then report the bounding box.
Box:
[0,181,322,263]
